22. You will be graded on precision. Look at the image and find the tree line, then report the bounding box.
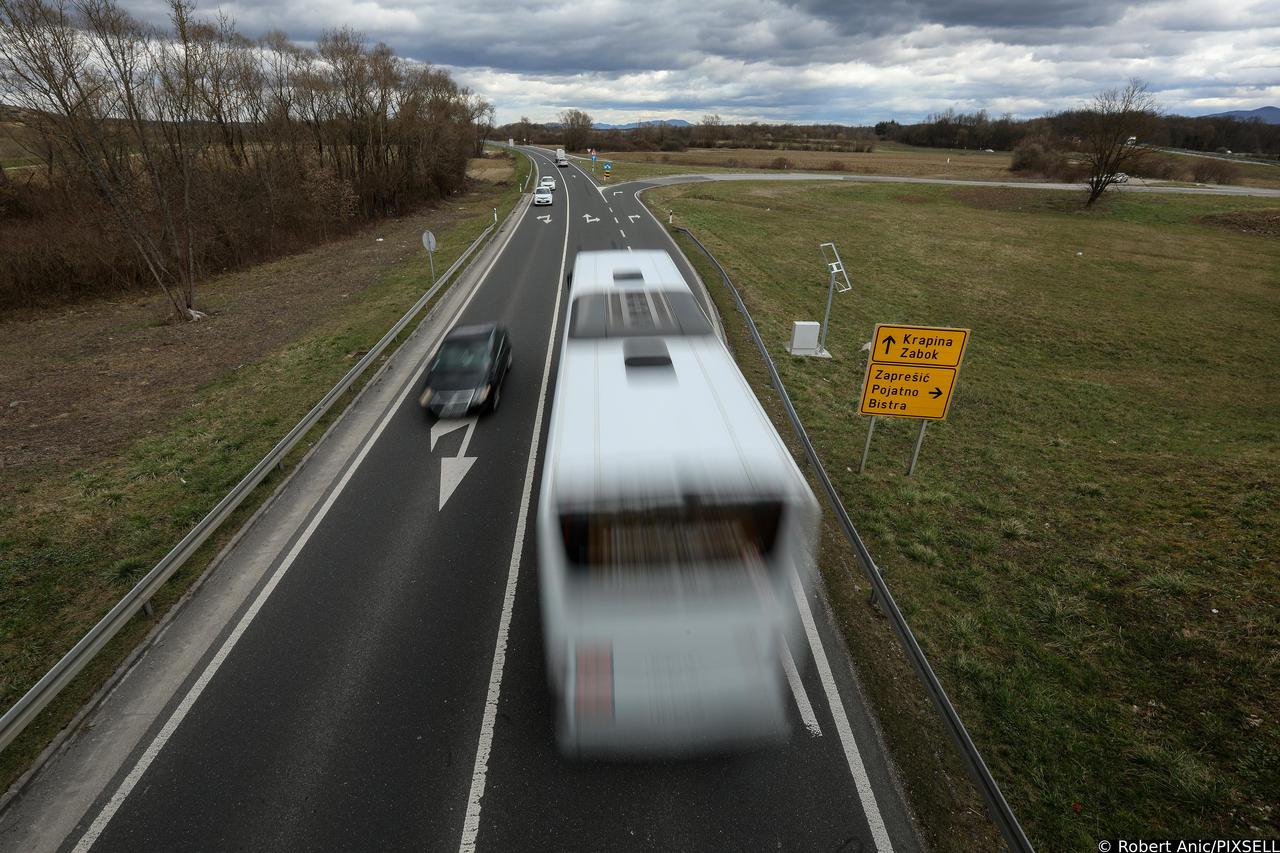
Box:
[0,0,493,317]
[503,104,1278,162]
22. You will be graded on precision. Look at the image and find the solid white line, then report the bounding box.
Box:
[72,175,532,853]
[789,570,893,853]
[457,155,571,853]
[781,638,822,737]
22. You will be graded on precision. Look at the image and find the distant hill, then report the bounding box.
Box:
[592,119,692,130]
[1199,106,1280,124]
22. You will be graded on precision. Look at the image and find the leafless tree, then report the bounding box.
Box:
[559,108,593,152]
[1080,78,1160,206]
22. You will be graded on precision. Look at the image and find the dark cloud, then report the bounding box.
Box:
[116,0,1280,124]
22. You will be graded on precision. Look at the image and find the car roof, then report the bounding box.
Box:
[445,322,498,341]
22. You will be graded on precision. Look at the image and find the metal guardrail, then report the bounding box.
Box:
[674,226,1035,853]
[0,219,502,755]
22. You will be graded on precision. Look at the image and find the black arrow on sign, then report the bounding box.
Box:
[929,387,943,398]
[882,335,896,354]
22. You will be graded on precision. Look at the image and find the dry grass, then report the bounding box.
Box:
[605,144,1021,181]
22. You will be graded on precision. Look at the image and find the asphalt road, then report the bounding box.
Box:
[3,148,925,853]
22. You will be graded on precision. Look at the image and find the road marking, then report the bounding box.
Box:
[431,418,479,510]
[69,201,531,852]
[628,214,640,223]
[619,229,626,238]
[789,570,893,853]
[583,214,599,223]
[612,217,618,223]
[612,191,622,196]
[537,214,551,223]
[458,152,572,853]
[781,637,821,737]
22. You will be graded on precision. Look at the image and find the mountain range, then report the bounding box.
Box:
[591,119,692,130]
[1198,106,1280,124]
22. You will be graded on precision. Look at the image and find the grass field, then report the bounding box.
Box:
[0,152,529,793]
[648,180,1280,849]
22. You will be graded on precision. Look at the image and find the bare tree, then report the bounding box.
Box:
[696,114,722,148]
[559,108,592,152]
[1081,78,1159,206]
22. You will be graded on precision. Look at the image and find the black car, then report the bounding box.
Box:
[418,323,512,417]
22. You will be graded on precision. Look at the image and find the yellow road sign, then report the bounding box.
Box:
[870,324,968,368]
[859,324,970,420]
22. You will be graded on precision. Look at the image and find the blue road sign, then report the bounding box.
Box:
[603,161,612,172]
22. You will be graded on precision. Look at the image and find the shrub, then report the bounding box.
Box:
[1191,159,1241,185]
[769,156,794,170]
[825,159,849,171]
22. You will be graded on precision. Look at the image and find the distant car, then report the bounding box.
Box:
[533,186,554,205]
[984,148,995,153]
[539,176,557,191]
[418,323,512,417]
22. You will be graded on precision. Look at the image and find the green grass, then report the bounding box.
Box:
[0,153,529,792]
[653,180,1280,848]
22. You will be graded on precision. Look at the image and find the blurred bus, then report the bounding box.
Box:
[536,250,820,755]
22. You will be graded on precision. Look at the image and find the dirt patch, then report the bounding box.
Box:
[1199,209,1280,237]
[0,183,500,476]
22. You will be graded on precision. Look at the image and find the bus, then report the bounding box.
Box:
[536,250,821,755]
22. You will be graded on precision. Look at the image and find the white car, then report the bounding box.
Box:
[539,176,557,191]
[533,186,553,205]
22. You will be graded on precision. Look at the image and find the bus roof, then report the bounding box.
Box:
[569,251,687,298]
[546,332,810,506]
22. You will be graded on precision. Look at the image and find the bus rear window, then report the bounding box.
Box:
[559,502,782,571]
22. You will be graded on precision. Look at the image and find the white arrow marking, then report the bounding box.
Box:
[583,214,599,223]
[612,191,622,196]
[431,417,479,509]
[628,214,640,222]
[537,214,551,223]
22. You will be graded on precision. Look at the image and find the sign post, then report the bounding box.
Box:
[817,242,852,356]
[857,323,969,473]
[421,230,437,283]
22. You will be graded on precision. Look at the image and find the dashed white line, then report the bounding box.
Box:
[619,229,626,238]
[70,194,530,853]
[457,157,572,853]
[781,638,822,737]
[613,217,619,223]
[789,570,893,853]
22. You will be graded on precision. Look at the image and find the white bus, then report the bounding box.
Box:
[536,250,820,755]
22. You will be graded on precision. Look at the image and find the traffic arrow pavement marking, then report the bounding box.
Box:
[537,214,551,223]
[628,214,640,222]
[430,416,479,509]
[583,214,599,223]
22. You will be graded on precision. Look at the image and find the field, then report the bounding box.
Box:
[605,143,1020,181]
[649,179,1280,849]
[0,153,528,793]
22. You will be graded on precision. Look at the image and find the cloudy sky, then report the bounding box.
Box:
[127,0,1279,125]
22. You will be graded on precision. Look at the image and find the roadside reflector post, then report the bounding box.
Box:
[908,420,927,476]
